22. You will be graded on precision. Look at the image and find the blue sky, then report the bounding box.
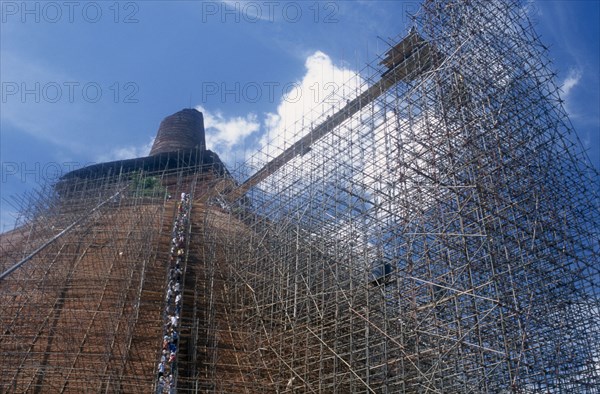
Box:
[1,0,599,232]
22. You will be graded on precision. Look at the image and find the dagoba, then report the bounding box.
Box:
[56,108,227,197]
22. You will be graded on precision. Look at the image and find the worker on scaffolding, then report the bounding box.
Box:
[156,375,166,393]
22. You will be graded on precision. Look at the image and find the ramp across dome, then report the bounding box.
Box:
[149,108,206,155]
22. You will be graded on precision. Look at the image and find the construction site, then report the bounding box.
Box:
[1,0,599,393]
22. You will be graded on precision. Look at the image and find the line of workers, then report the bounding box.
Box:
[156,192,190,394]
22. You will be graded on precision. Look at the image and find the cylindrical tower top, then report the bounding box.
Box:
[149,108,206,155]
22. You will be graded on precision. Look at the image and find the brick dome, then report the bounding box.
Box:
[149,108,206,155]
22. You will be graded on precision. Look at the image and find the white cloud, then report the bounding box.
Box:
[561,67,582,97]
[96,137,155,162]
[194,51,364,170]
[257,51,365,156]
[195,105,261,165]
[199,105,260,149]
[559,67,584,119]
